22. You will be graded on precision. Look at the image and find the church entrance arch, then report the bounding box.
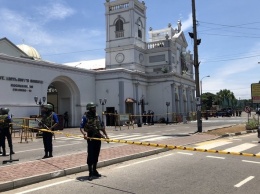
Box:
[47,76,81,127]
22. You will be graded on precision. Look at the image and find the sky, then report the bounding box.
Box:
[0,0,260,100]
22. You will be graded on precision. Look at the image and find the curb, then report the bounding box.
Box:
[221,129,257,137]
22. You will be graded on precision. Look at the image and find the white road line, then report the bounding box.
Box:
[142,136,169,141]
[165,129,176,131]
[234,176,254,188]
[14,142,81,153]
[177,152,193,155]
[195,141,232,150]
[15,179,73,194]
[206,156,225,159]
[116,153,174,169]
[124,135,158,140]
[109,134,141,139]
[55,137,82,141]
[224,143,257,152]
[228,138,242,141]
[242,160,260,164]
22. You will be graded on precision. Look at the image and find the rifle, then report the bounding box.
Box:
[35,118,56,139]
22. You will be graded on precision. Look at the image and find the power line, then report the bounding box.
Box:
[200,32,260,39]
[199,21,260,31]
[202,53,260,63]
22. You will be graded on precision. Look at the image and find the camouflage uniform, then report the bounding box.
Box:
[40,104,59,159]
[0,108,14,156]
[80,102,109,180]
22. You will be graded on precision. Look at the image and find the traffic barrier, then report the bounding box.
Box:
[10,122,260,158]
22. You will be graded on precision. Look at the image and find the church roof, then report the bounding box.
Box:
[64,58,105,70]
[17,44,41,60]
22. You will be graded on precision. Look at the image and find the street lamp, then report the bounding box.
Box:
[166,102,170,124]
[34,96,46,116]
[137,100,142,127]
[99,98,107,125]
[200,75,210,95]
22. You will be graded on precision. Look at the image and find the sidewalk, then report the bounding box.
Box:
[0,129,219,192]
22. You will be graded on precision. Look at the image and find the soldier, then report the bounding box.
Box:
[0,108,14,156]
[39,104,59,159]
[80,102,109,181]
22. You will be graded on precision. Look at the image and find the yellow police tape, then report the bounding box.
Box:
[11,122,260,158]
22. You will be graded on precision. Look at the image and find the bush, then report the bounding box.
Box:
[245,117,258,130]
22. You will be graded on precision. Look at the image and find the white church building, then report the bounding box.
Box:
[0,0,196,127]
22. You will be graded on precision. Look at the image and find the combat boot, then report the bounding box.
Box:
[2,148,7,156]
[0,148,2,154]
[88,165,93,181]
[49,151,53,158]
[42,151,48,159]
[93,163,101,177]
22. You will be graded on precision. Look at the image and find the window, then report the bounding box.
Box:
[138,29,142,38]
[115,19,124,38]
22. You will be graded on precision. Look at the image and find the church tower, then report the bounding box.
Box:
[105,0,147,71]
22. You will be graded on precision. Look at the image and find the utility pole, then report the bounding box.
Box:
[191,0,202,132]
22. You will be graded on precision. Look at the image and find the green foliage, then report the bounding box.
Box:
[215,89,236,108]
[201,92,216,110]
[245,117,258,130]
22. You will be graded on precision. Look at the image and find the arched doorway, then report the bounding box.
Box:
[47,76,81,127]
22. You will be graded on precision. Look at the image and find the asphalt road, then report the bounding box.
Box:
[5,134,259,194]
[0,115,248,165]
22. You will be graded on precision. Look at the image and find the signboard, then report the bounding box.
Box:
[251,83,260,103]
[196,97,201,105]
[244,106,251,113]
[12,118,24,129]
[29,119,39,128]
[119,114,130,121]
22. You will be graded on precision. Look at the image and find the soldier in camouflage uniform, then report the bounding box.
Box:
[39,104,59,159]
[80,102,109,181]
[0,108,14,156]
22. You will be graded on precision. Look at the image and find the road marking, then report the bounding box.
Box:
[15,179,73,194]
[195,140,232,149]
[228,138,242,141]
[116,153,174,169]
[126,135,158,140]
[234,176,254,188]
[177,152,193,155]
[109,134,142,139]
[224,143,257,152]
[55,137,82,141]
[13,142,81,153]
[206,156,225,159]
[142,136,170,141]
[242,160,260,164]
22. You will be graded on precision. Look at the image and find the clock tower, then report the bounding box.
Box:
[105,0,147,71]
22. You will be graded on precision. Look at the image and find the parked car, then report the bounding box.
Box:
[216,108,232,117]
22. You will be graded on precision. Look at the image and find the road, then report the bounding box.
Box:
[4,132,260,194]
[0,116,248,165]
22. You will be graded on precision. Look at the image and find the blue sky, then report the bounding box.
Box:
[0,0,260,100]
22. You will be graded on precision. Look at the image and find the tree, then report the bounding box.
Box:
[216,89,236,108]
[201,92,216,110]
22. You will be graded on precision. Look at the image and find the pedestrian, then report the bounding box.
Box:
[80,102,109,181]
[63,111,69,128]
[0,107,14,156]
[39,104,59,159]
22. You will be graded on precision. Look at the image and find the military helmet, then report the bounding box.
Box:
[86,102,96,110]
[0,108,9,115]
[41,104,53,111]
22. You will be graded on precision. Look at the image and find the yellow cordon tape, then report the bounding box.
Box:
[11,122,260,158]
